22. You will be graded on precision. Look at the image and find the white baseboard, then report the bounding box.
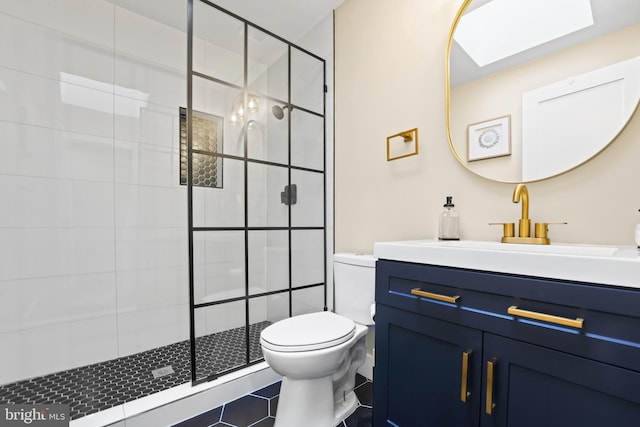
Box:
[357,351,374,381]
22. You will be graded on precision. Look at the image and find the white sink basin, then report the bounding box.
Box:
[411,239,619,257]
[373,239,640,289]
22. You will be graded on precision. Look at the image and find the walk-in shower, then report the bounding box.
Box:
[0,0,328,421]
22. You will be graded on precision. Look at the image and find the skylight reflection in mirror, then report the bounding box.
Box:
[454,0,594,67]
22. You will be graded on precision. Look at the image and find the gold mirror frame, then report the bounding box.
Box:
[445,0,640,184]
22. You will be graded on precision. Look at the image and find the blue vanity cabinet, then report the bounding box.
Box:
[374,304,483,426]
[483,333,640,427]
[373,259,640,427]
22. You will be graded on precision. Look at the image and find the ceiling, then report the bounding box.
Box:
[212,0,345,42]
[107,0,345,44]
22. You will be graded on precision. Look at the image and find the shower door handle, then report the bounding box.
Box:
[281,184,297,206]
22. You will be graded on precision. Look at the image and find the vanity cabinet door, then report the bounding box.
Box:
[481,333,640,427]
[374,304,482,427]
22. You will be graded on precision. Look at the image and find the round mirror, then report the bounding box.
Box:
[446,0,640,183]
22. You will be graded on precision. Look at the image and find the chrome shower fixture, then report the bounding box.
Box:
[272,104,290,120]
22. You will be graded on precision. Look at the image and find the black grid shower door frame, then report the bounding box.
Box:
[186,0,328,385]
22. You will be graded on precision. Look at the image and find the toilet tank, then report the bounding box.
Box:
[333,253,376,326]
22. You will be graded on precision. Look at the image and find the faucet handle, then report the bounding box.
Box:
[534,222,567,239]
[489,222,515,238]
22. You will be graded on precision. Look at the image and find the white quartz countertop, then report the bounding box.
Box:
[373,239,640,289]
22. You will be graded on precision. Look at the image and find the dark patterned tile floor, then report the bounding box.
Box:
[0,322,270,420]
[173,374,373,427]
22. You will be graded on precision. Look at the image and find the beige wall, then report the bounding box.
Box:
[334,0,640,253]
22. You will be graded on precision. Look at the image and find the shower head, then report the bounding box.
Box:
[272,105,290,120]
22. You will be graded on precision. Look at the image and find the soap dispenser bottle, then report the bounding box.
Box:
[438,196,460,240]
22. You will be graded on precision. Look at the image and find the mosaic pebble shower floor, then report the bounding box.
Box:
[0,322,269,420]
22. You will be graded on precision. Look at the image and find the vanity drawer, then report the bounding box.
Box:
[376,259,640,371]
[376,264,506,321]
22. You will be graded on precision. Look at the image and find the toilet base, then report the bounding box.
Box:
[274,376,359,427]
[333,389,359,424]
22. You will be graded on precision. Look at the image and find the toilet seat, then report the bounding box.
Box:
[261,312,355,352]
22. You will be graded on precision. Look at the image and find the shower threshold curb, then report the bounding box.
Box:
[70,363,279,427]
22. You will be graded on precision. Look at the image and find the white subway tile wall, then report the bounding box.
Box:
[0,0,233,384]
[0,0,330,390]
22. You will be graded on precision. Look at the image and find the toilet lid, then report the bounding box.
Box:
[260,312,355,352]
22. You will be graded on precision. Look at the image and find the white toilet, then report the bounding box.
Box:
[260,253,376,427]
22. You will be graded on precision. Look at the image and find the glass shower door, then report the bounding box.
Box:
[187,0,326,384]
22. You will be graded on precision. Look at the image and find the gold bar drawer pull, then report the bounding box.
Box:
[508,305,584,329]
[485,358,497,415]
[460,350,472,402]
[410,288,460,304]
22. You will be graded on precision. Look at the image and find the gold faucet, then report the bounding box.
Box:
[513,183,531,238]
[490,184,566,245]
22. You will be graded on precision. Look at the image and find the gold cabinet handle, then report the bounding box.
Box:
[508,305,584,329]
[460,349,472,402]
[485,358,497,415]
[410,288,460,304]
